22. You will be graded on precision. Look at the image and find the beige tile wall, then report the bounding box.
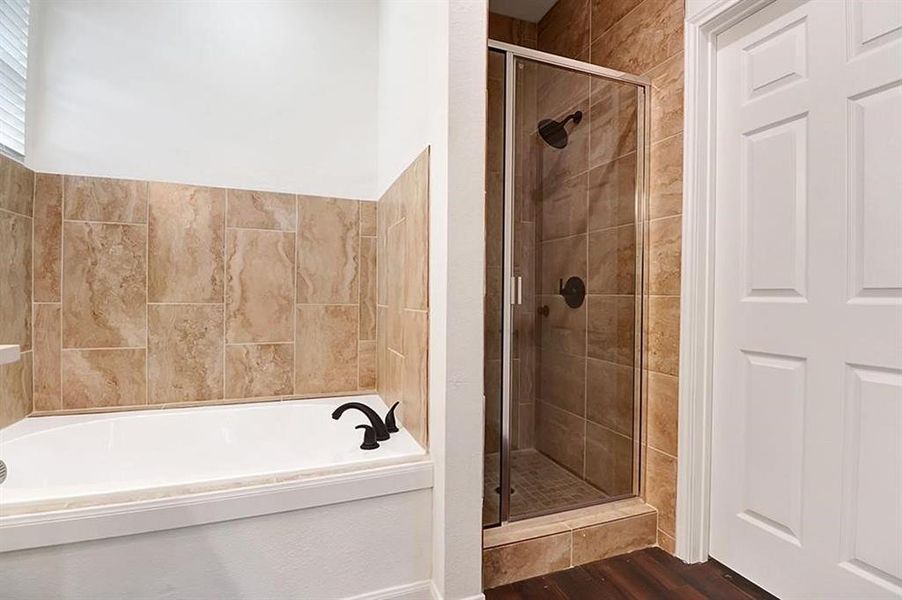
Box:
[376,149,430,448]
[536,0,684,553]
[2,152,431,451]
[26,172,377,413]
[0,154,35,428]
[487,10,641,504]
[530,58,640,500]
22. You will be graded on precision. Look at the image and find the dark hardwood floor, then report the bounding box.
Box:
[485,547,779,599]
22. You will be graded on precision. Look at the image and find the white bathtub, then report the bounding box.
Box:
[0,394,431,557]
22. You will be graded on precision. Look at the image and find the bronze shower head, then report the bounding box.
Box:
[537,110,583,149]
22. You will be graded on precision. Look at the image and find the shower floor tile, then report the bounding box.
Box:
[483,449,607,524]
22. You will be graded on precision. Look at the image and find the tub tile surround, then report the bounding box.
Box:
[376,149,430,448]
[1,156,416,437]
[31,176,378,410]
[0,148,430,447]
[0,155,34,428]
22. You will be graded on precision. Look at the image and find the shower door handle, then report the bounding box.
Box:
[511,276,523,305]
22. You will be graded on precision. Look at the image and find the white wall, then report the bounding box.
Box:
[0,490,432,600]
[377,2,486,598]
[25,1,379,199]
[376,1,442,196]
[433,3,486,597]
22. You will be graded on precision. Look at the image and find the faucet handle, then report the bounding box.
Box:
[385,402,400,433]
[355,425,380,450]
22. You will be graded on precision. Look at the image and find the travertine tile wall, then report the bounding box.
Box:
[25,172,377,413]
[0,155,35,429]
[536,0,684,553]
[487,10,640,500]
[532,59,640,501]
[376,149,430,448]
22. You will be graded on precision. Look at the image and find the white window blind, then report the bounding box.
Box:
[0,0,28,158]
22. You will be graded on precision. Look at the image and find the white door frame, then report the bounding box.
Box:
[675,0,780,564]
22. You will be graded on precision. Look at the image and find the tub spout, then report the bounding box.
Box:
[332,402,391,441]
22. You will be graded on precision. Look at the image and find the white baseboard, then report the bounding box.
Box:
[347,580,433,600]
[429,581,485,600]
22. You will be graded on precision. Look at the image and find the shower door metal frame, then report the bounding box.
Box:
[488,39,652,526]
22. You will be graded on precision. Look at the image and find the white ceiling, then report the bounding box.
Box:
[489,0,558,23]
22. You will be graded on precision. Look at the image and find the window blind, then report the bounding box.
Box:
[0,0,28,158]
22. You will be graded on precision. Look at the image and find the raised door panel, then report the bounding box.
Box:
[847,0,902,59]
[739,351,806,545]
[741,114,808,301]
[742,17,808,101]
[848,82,902,303]
[840,366,902,593]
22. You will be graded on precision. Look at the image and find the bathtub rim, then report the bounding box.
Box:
[0,393,426,513]
[0,456,432,553]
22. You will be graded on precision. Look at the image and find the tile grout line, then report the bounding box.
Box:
[63,218,147,227]
[292,194,299,396]
[58,175,65,410]
[60,346,149,352]
[224,224,296,234]
[534,398,634,442]
[588,0,650,48]
[640,47,684,80]
[30,170,36,414]
[650,130,683,148]
[582,112,591,481]
[0,204,33,219]
[146,301,227,306]
[647,444,677,462]
[542,221,636,243]
[224,341,293,347]
[356,201,362,390]
[295,302,361,307]
[145,181,150,406]
[218,189,227,402]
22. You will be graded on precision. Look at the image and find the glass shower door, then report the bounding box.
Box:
[484,43,647,526]
[483,48,505,527]
[512,56,644,521]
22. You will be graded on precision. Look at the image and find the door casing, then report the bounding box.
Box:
[677,0,781,564]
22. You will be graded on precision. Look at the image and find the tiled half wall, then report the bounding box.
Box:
[0,150,430,446]
[376,149,430,448]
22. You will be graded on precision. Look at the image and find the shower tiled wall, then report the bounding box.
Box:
[489,11,645,505]
[24,171,377,412]
[532,60,640,500]
[536,0,684,553]
[376,149,430,448]
[0,155,35,429]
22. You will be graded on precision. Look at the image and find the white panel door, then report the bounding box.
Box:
[711,0,902,597]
